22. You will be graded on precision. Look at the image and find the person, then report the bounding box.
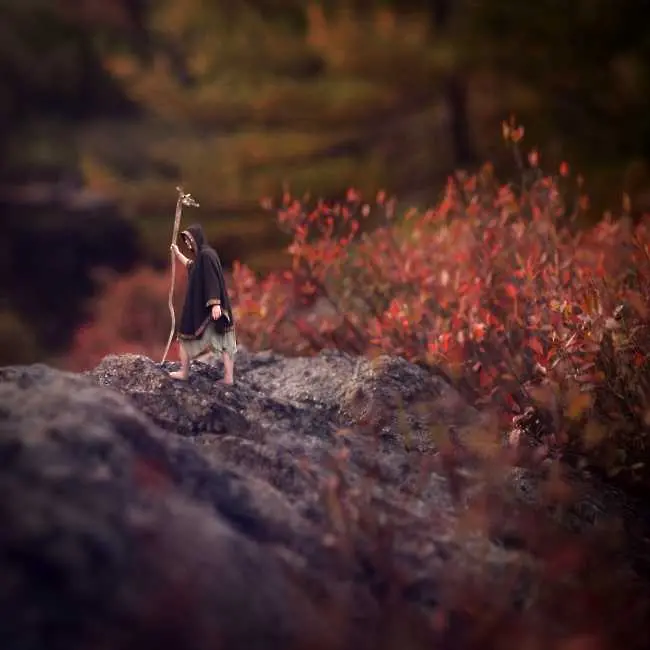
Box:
[169,223,236,383]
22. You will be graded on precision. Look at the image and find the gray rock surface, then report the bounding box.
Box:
[0,363,338,650]
[1,349,649,650]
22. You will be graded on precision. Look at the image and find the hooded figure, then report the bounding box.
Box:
[169,223,236,383]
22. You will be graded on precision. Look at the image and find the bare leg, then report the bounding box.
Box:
[170,344,190,380]
[221,351,234,384]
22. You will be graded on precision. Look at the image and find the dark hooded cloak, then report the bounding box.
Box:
[177,223,234,340]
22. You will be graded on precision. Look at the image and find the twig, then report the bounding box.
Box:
[160,186,200,364]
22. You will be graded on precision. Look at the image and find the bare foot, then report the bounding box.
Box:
[169,370,189,381]
[219,377,234,385]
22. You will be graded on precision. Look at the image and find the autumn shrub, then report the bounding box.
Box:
[64,266,184,371]
[67,123,650,489]
[229,127,650,490]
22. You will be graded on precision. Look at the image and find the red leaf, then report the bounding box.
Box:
[504,283,518,298]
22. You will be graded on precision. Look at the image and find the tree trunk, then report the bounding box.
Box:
[123,0,152,66]
[429,0,477,167]
[444,73,475,167]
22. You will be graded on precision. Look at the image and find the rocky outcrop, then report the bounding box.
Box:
[1,348,649,650]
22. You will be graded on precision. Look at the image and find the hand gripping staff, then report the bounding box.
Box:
[160,186,200,364]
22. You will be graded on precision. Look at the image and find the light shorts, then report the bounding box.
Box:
[180,323,237,360]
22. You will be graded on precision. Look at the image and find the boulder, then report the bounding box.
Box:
[1,350,649,650]
[0,364,338,650]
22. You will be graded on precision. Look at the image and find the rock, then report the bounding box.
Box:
[0,365,338,650]
[338,354,483,452]
[89,354,250,437]
[1,350,649,650]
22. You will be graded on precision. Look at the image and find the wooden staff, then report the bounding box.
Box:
[161,186,199,364]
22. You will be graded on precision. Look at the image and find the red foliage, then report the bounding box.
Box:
[67,128,650,485]
[230,150,650,485]
[65,266,186,371]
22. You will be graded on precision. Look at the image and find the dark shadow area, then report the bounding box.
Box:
[1,199,142,357]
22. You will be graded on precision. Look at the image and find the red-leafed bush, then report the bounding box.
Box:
[65,266,185,371]
[229,128,650,489]
[67,123,650,488]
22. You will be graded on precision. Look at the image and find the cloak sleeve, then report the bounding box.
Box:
[201,254,226,308]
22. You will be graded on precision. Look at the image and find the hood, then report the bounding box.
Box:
[180,223,207,253]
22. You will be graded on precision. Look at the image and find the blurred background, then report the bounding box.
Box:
[1,0,649,366]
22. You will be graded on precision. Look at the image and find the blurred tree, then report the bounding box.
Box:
[313,0,650,185]
[0,0,142,362]
[0,0,132,126]
[426,0,476,166]
[461,0,650,205]
[57,0,153,64]
[210,0,477,167]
